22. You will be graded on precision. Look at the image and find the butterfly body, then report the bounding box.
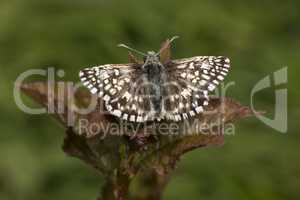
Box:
[79,38,231,122]
[142,51,167,115]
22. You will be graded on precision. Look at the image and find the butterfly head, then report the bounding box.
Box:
[144,51,160,64]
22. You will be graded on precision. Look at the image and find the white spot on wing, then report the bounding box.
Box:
[101,72,109,79]
[183,113,188,119]
[103,94,110,101]
[179,102,184,109]
[114,69,120,76]
[136,116,143,122]
[177,64,187,69]
[180,72,187,78]
[188,62,195,69]
[201,74,210,80]
[118,80,125,86]
[195,106,203,113]
[201,63,211,70]
[104,84,112,90]
[112,110,122,117]
[122,113,128,120]
[199,80,207,86]
[213,80,219,85]
[220,71,227,76]
[217,75,224,80]
[187,74,195,79]
[109,88,117,95]
[124,78,130,83]
[189,110,195,116]
[130,115,136,122]
[91,88,97,94]
[208,84,215,91]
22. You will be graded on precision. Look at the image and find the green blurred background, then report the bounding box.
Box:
[0,0,299,199]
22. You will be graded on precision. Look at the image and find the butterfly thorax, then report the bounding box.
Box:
[142,51,166,112]
[142,51,165,81]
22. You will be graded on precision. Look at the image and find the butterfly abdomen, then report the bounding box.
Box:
[143,62,166,113]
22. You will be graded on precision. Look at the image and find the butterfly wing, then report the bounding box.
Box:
[161,56,230,121]
[79,64,158,122]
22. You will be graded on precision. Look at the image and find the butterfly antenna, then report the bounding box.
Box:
[156,35,180,55]
[117,44,147,56]
[169,35,180,43]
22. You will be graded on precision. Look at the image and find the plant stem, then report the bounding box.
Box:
[99,172,131,200]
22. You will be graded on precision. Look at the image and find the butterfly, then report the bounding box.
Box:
[79,36,230,122]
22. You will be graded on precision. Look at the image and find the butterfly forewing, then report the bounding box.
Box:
[79,64,135,95]
[171,56,230,93]
[79,64,158,122]
[161,56,230,120]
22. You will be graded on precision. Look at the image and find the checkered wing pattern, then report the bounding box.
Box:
[79,64,158,122]
[79,56,230,122]
[161,56,230,121]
